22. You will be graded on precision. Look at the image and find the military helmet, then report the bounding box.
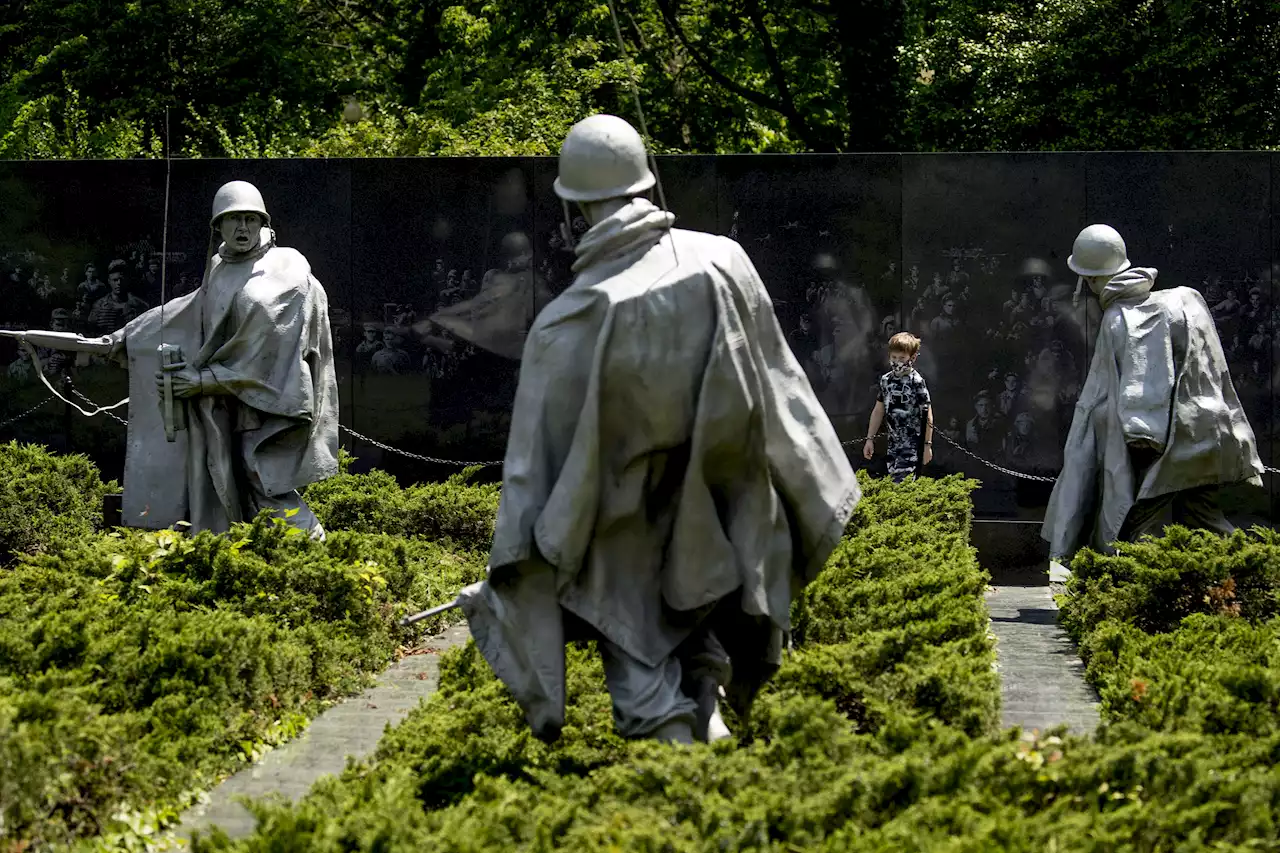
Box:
[210,180,271,229]
[553,114,656,203]
[1067,224,1130,278]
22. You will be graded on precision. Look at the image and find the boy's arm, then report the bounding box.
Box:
[866,400,885,440]
[919,376,934,462]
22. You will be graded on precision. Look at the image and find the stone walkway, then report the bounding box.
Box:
[986,585,1100,736]
[174,622,473,845]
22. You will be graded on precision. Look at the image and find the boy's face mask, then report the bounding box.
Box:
[890,355,914,377]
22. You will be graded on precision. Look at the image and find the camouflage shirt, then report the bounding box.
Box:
[877,368,931,475]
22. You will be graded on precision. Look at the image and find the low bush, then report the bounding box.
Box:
[194,723,1280,852]
[0,440,119,565]
[304,462,500,551]
[191,474,1280,851]
[783,473,997,741]
[0,508,485,849]
[1059,526,1280,637]
[1059,526,1280,738]
[190,472,1009,850]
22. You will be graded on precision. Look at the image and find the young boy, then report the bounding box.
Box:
[863,332,934,482]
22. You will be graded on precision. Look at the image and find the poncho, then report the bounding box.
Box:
[1042,267,1262,560]
[458,199,860,738]
[106,228,339,531]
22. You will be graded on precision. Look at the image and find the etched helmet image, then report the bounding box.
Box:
[553,114,656,203]
[1067,224,1131,278]
[209,180,271,229]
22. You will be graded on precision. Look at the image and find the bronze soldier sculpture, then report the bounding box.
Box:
[453,115,860,745]
[1,181,339,537]
[1043,223,1263,561]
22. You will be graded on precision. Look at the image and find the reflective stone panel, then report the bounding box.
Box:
[902,153,1088,516]
[0,153,1275,526]
[0,160,169,480]
[346,158,530,481]
[716,154,902,473]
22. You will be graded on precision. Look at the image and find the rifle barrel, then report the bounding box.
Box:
[399,597,462,627]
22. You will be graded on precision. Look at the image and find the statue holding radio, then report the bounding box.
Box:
[0,181,339,537]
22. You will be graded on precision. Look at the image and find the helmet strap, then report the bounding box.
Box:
[560,199,576,252]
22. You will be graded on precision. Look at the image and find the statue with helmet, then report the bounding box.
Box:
[451,114,860,745]
[1042,223,1262,562]
[0,181,339,537]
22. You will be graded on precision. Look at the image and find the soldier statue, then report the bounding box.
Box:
[0,181,339,537]
[1043,223,1263,561]
[455,115,860,745]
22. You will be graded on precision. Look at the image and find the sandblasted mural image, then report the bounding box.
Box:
[1,153,1275,523]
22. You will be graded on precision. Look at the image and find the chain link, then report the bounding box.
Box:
[0,395,55,431]
[339,425,503,467]
[11,387,1280,482]
[67,382,130,426]
[931,430,1060,483]
[847,426,1058,482]
[840,430,887,447]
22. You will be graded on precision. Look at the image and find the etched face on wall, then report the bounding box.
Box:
[218,212,263,253]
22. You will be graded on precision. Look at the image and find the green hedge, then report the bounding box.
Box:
[0,446,487,851]
[784,473,997,741]
[1059,526,1280,736]
[15,446,1280,850]
[188,472,1007,850]
[189,475,1280,851]
[0,440,119,565]
[303,461,500,552]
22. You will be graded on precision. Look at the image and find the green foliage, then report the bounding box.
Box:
[304,467,500,551]
[1079,615,1280,737]
[187,473,1280,851]
[0,510,485,849]
[786,472,997,739]
[1059,526,1280,738]
[187,473,1009,850]
[0,440,119,565]
[6,0,1272,158]
[1060,526,1280,637]
[905,0,1280,151]
[0,0,343,158]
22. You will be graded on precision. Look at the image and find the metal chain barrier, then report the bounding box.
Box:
[12,385,1280,480]
[931,429,1060,483]
[840,430,887,447]
[0,395,55,431]
[68,382,130,427]
[339,425,503,467]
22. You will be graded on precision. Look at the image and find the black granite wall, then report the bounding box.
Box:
[1,154,1274,523]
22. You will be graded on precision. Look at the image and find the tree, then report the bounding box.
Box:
[903,0,1280,150]
[0,0,347,157]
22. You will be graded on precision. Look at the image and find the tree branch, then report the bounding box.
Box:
[325,0,385,27]
[794,0,835,15]
[654,0,786,115]
[741,0,822,148]
[622,4,649,51]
